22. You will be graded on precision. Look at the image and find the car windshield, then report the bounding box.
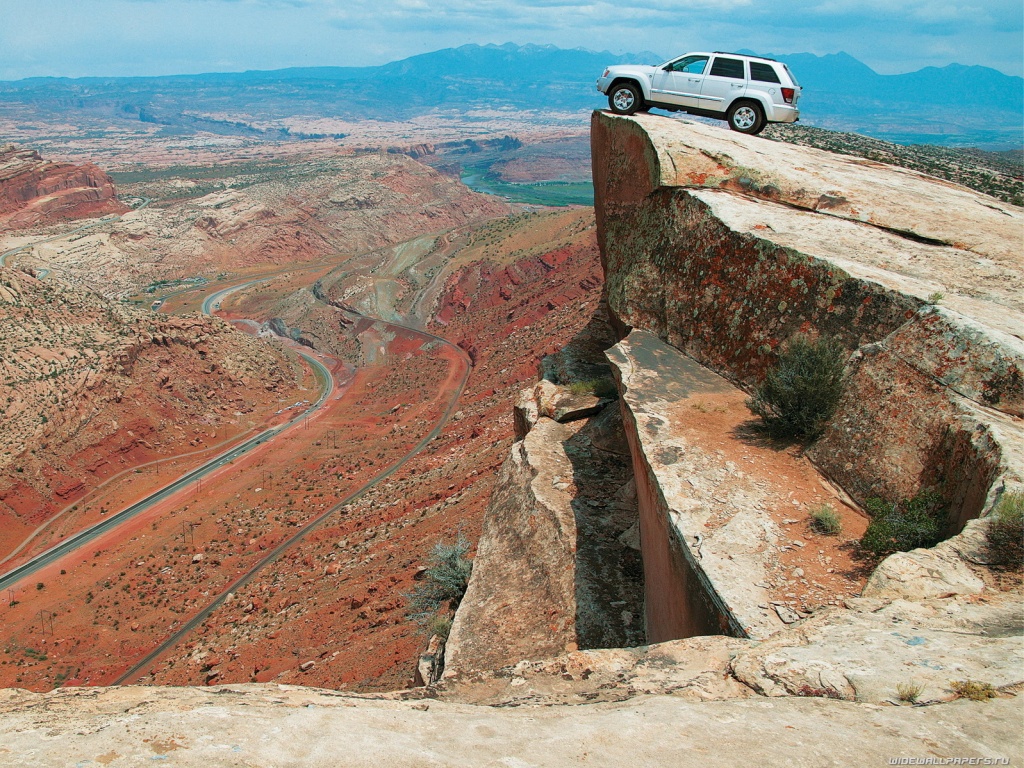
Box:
[665,55,708,75]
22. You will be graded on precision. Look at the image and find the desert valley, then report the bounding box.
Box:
[0,43,1022,766]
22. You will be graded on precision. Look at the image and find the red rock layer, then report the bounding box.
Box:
[0,145,128,229]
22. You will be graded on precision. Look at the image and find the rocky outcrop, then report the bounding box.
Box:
[445,402,643,675]
[0,144,127,228]
[729,591,1024,704]
[592,112,1023,538]
[444,417,582,674]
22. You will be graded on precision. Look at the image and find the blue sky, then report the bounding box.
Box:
[1,0,1021,80]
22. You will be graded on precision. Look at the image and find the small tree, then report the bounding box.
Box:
[747,335,847,441]
[986,491,1023,570]
[407,533,473,626]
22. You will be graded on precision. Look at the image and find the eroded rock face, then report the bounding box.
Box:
[591,112,1024,534]
[446,401,643,676]
[0,144,127,228]
[444,418,581,675]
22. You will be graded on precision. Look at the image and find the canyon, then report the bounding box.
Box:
[0,111,1021,766]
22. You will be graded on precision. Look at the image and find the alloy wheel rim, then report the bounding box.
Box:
[734,107,756,130]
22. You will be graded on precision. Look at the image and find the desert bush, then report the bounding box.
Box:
[986,491,1023,569]
[569,377,618,399]
[895,681,924,703]
[407,533,473,624]
[860,489,947,557]
[809,504,842,536]
[746,335,847,441]
[950,679,997,701]
[427,614,453,641]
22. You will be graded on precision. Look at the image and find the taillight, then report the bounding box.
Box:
[602,68,610,78]
[781,87,795,104]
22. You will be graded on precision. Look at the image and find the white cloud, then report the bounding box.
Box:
[0,0,1020,79]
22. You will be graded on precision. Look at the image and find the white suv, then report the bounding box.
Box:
[596,52,801,135]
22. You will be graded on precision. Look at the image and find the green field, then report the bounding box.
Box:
[461,165,593,207]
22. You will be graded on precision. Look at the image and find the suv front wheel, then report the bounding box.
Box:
[727,101,765,135]
[608,82,643,115]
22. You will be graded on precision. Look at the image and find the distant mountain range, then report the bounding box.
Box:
[1,43,1020,149]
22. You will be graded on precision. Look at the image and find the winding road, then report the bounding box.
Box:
[0,343,334,594]
[1,204,475,687]
[0,196,475,684]
[115,273,471,683]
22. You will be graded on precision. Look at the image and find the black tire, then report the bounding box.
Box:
[608,82,643,115]
[727,101,765,135]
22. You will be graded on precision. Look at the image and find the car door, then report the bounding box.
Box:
[649,55,708,108]
[698,56,747,115]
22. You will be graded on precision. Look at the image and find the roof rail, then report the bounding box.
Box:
[712,51,778,62]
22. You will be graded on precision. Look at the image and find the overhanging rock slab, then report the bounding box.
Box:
[608,329,783,640]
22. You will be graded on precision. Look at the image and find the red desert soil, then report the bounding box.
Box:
[1,205,871,694]
[0,267,308,564]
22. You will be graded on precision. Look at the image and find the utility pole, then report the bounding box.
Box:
[181,521,199,547]
[37,610,54,635]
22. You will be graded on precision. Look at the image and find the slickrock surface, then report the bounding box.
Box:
[0,145,127,228]
[729,591,1024,704]
[1,683,1020,767]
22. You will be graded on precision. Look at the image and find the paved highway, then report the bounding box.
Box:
[0,284,334,593]
[0,428,277,593]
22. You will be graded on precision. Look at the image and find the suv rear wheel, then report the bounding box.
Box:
[608,82,642,115]
[727,101,765,135]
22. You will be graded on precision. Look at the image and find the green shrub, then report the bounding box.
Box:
[426,614,453,641]
[986,491,1023,569]
[895,681,924,703]
[809,504,842,536]
[746,335,847,441]
[407,533,473,624]
[568,377,618,399]
[860,489,947,557]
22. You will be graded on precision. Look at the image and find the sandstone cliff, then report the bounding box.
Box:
[591,113,1022,532]
[0,145,127,229]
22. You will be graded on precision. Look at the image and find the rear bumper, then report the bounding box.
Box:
[767,104,800,124]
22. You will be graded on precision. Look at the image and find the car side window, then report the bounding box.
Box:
[669,56,708,75]
[749,62,781,83]
[708,57,744,79]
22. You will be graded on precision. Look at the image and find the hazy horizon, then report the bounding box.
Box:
[1,0,1021,81]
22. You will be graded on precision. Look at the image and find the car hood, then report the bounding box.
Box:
[605,64,659,78]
